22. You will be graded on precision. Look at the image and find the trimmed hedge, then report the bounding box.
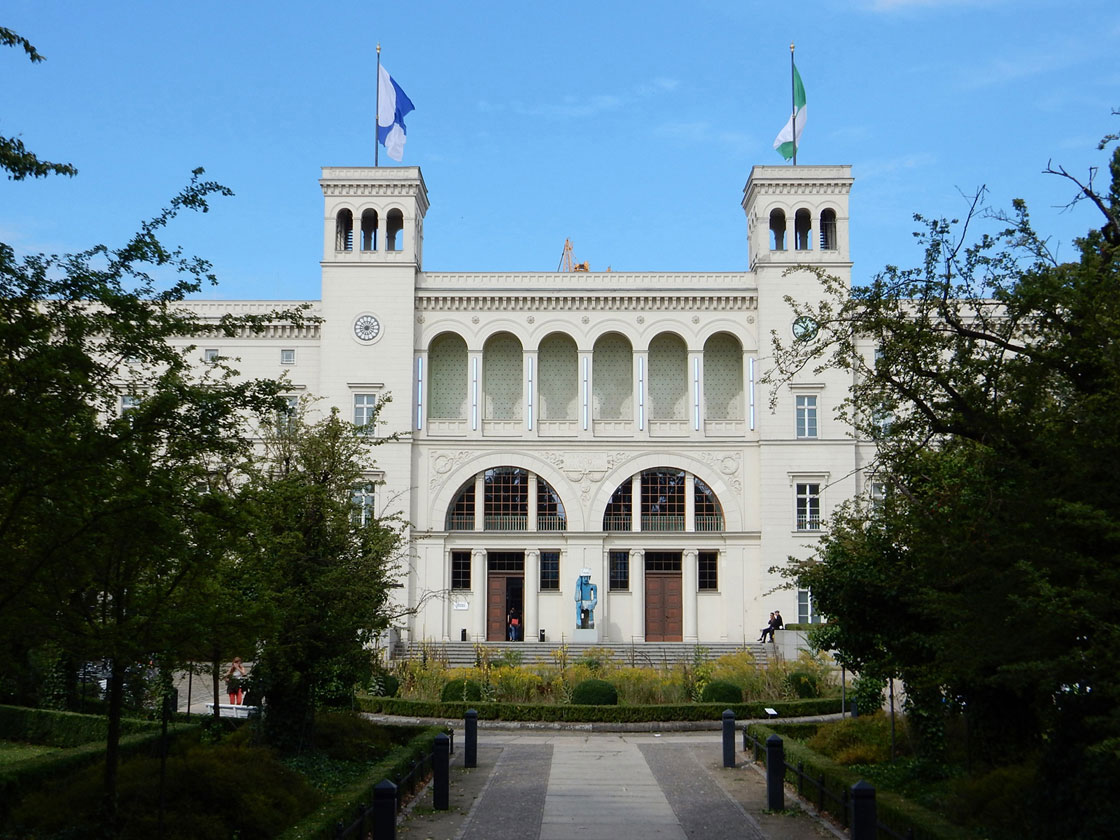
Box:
[745,722,975,840]
[0,703,158,748]
[357,696,842,722]
[278,725,445,840]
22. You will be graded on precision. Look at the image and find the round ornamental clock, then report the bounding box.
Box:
[353,314,381,342]
[792,315,819,341]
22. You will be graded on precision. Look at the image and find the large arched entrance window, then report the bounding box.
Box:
[445,468,567,532]
[601,469,724,532]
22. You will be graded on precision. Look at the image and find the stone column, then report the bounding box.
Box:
[473,472,485,532]
[631,472,642,533]
[683,548,698,643]
[471,548,487,640]
[631,548,645,643]
[525,548,539,641]
[684,471,696,532]
[527,472,538,532]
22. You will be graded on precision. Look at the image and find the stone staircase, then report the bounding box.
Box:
[396,640,775,668]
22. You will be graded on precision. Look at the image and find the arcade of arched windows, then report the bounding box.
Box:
[768,206,839,251]
[335,206,406,252]
[443,466,724,535]
[421,330,749,436]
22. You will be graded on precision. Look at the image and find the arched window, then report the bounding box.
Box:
[592,333,633,421]
[428,333,468,420]
[445,468,567,531]
[769,209,786,251]
[538,333,577,421]
[648,333,687,420]
[335,209,353,251]
[795,208,812,250]
[602,470,725,533]
[483,332,523,421]
[703,333,743,421]
[819,208,837,250]
[386,208,404,251]
[360,209,378,251]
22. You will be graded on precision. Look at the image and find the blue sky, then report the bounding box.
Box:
[2,1,1117,299]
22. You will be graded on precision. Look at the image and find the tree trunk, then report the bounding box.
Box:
[102,658,126,830]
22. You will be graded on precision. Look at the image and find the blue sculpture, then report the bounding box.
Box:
[574,568,598,629]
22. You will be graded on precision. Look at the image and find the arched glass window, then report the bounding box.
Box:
[641,469,685,531]
[360,209,378,251]
[335,209,354,251]
[769,209,786,251]
[386,208,404,251]
[795,208,812,250]
[819,208,837,250]
[694,478,724,531]
[603,478,632,531]
[445,468,567,532]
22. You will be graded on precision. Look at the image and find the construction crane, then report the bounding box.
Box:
[557,238,590,272]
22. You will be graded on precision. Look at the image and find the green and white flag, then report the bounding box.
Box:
[773,64,807,161]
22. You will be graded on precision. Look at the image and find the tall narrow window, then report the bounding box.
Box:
[795,395,818,439]
[386,209,404,251]
[796,483,821,531]
[602,479,632,531]
[769,209,786,250]
[451,551,472,589]
[446,481,475,530]
[609,550,630,591]
[698,551,718,591]
[484,467,528,531]
[819,208,837,250]
[798,588,822,624]
[794,208,812,250]
[540,551,560,591]
[537,479,567,531]
[335,209,354,251]
[360,209,378,251]
[694,479,724,532]
[350,483,376,526]
[641,469,685,532]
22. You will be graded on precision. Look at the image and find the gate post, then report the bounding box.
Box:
[465,708,478,768]
[722,709,736,767]
[372,780,397,840]
[765,734,785,811]
[433,733,450,810]
[850,780,876,840]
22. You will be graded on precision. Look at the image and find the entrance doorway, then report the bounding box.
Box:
[644,551,683,641]
[486,551,524,641]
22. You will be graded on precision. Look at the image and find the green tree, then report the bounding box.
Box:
[773,125,1120,836]
[241,401,403,752]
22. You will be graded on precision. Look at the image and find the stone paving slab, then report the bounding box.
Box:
[458,743,552,840]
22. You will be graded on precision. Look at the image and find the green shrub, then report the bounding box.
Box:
[851,673,886,715]
[570,679,618,705]
[13,739,323,839]
[806,714,912,765]
[369,673,400,697]
[440,678,482,703]
[700,679,742,704]
[785,669,821,699]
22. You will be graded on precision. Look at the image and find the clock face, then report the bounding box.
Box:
[354,314,381,342]
[792,315,819,341]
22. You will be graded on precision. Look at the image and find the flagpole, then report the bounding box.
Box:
[375,43,381,167]
[789,42,796,166]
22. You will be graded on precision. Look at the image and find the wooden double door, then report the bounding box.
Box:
[486,551,524,641]
[644,552,683,642]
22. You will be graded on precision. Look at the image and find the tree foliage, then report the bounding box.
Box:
[772,123,1120,836]
[241,401,403,753]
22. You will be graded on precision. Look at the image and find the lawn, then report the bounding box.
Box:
[0,740,60,765]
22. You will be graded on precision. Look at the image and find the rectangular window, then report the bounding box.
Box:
[203,348,219,363]
[871,481,887,513]
[354,394,378,431]
[451,551,471,590]
[698,551,718,591]
[120,395,140,415]
[798,588,822,624]
[609,550,630,591]
[350,483,376,526]
[280,348,296,365]
[796,483,821,530]
[796,394,818,438]
[540,551,560,591]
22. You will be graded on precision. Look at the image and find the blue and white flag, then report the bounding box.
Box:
[377,65,415,162]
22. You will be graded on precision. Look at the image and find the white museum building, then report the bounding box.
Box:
[174,162,870,649]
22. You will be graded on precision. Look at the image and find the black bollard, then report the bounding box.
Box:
[722,709,736,767]
[465,708,478,769]
[372,780,397,840]
[433,733,450,810]
[850,780,876,839]
[765,734,785,811]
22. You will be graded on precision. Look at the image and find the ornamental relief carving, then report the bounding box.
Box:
[429,450,474,492]
[542,451,627,503]
[695,450,743,494]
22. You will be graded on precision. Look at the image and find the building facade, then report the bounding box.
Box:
[176,163,865,648]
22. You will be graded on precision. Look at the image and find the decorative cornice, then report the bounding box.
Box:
[416,293,757,313]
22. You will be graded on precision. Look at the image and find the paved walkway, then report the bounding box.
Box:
[397,728,843,840]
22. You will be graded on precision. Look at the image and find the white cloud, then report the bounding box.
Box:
[480,77,682,119]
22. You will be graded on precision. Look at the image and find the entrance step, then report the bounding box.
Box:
[397,641,773,668]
